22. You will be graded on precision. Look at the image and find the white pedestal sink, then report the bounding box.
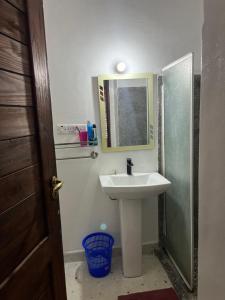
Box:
[99,172,171,278]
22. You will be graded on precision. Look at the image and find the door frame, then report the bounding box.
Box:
[26,0,67,298]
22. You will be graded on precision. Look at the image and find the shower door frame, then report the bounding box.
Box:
[161,53,194,290]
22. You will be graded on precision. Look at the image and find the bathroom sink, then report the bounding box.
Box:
[99,172,171,200]
[99,172,171,278]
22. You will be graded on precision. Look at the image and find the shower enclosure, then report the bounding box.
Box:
[161,53,197,290]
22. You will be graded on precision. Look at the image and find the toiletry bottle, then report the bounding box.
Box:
[92,124,98,146]
[79,130,88,147]
[87,121,93,145]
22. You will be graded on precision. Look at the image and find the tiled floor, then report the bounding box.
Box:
[65,255,172,300]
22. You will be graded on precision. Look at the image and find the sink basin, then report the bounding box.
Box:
[99,172,171,278]
[99,172,171,200]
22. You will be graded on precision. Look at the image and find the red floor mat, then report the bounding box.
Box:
[118,288,179,300]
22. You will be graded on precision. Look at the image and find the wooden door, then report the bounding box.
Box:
[0,0,67,299]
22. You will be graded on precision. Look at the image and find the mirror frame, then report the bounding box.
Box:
[98,73,155,152]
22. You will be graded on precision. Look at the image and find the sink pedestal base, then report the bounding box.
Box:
[119,199,142,277]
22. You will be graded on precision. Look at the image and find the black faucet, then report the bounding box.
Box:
[127,158,134,175]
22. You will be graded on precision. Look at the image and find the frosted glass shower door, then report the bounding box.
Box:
[162,53,194,289]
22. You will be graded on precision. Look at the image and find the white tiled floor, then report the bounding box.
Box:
[65,255,172,300]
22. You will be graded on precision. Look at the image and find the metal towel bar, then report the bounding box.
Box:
[55,142,86,150]
[56,151,98,161]
[55,142,80,146]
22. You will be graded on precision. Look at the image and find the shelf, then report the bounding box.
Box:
[55,142,98,149]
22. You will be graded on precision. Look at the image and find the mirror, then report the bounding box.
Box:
[98,73,155,152]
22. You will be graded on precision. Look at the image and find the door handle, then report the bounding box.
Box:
[52,176,63,199]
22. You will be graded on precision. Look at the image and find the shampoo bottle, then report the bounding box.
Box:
[87,121,93,145]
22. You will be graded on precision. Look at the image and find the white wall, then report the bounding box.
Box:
[43,0,203,252]
[198,0,225,299]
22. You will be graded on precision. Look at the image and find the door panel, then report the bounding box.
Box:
[0,106,35,140]
[7,0,26,12]
[0,165,41,213]
[0,194,46,282]
[0,0,28,43]
[0,70,32,106]
[162,53,194,289]
[0,0,67,299]
[0,34,30,75]
[0,241,53,300]
[0,136,38,177]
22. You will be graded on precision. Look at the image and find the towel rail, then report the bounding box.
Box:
[56,151,98,161]
[55,142,97,149]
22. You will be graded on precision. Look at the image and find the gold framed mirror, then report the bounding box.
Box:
[98,73,155,152]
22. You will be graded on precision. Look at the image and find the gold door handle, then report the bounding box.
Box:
[52,176,63,199]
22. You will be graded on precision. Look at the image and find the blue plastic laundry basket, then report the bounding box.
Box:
[82,232,114,278]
